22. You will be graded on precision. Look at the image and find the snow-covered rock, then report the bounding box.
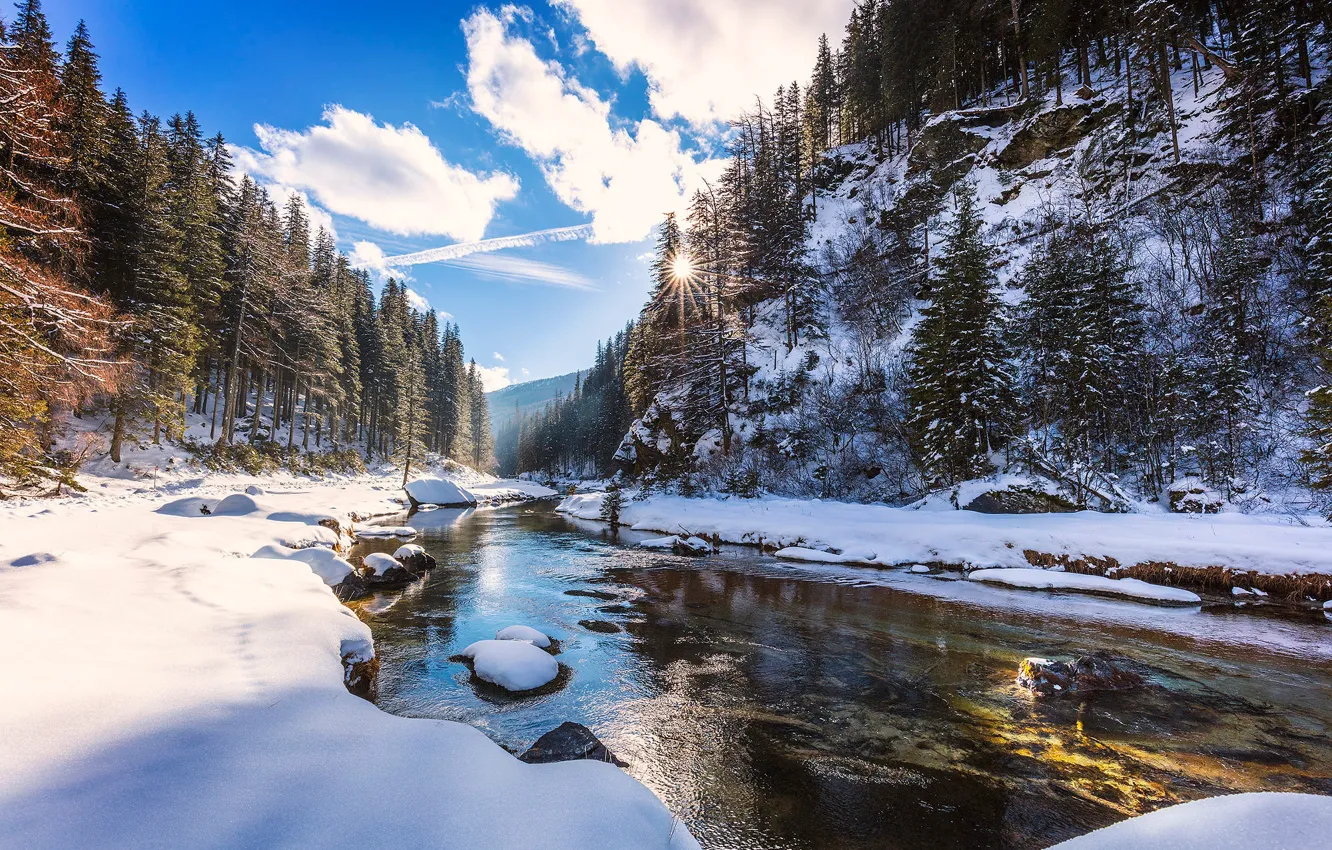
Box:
[356,526,416,540]
[252,543,355,587]
[519,722,625,767]
[673,536,712,556]
[1047,792,1332,849]
[391,543,436,572]
[404,476,477,508]
[639,536,678,549]
[211,493,265,516]
[496,625,552,649]
[969,568,1200,605]
[245,485,265,496]
[459,639,559,692]
[362,553,401,576]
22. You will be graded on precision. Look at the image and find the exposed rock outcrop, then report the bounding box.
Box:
[519,722,627,767]
[964,487,1079,515]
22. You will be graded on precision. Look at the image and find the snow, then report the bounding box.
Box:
[356,526,417,539]
[968,569,1201,605]
[393,543,425,560]
[362,552,401,576]
[639,536,678,549]
[775,547,868,565]
[460,639,559,692]
[558,492,1332,579]
[405,476,477,507]
[909,565,931,574]
[0,471,696,850]
[252,543,355,586]
[495,624,552,648]
[1047,792,1332,849]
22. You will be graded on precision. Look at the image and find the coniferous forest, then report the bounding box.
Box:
[508,0,1332,514]
[0,2,493,485]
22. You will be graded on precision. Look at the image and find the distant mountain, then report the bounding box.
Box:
[487,371,582,433]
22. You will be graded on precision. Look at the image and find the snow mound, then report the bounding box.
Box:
[362,553,400,576]
[639,537,677,549]
[155,496,213,516]
[405,477,477,507]
[245,485,265,495]
[460,639,559,691]
[775,547,869,564]
[393,544,425,560]
[272,524,339,550]
[1047,792,1332,849]
[496,625,552,648]
[969,568,1201,604]
[356,526,416,539]
[211,493,266,516]
[252,544,355,587]
[909,565,931,574]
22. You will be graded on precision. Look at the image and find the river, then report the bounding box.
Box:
[351,502,1332,850]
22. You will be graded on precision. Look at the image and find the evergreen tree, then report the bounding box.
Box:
[907,184,1016,485]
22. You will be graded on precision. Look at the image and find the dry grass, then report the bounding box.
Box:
[1022,549,1332,602]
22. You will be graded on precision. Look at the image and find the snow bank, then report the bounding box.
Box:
[775,547,869,564]
[496,625,552,648]
[968,569,1201,604]
[252,543,355,586]
[558,493,1332,578]
[460,639,559,691]
[405,476,477,507]
[1048,792,1332,849]
[639,536,677,549]
[362,552,400,576]
[0,475,697,850]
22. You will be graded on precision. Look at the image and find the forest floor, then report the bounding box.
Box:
[0,463,697,850]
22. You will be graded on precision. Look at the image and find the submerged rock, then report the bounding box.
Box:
[579,619,622,634]
[519,721,627,767]
[1018,652,1143,697]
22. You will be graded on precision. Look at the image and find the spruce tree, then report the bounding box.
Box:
[907,184,1015,485]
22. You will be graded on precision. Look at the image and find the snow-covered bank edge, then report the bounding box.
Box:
[557,492,1332,604]
[0,472,696,850]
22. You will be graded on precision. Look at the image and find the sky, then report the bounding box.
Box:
[46,0,855,389]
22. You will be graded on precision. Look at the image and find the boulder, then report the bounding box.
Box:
[997,103,1107,169]
[579,619,622,634]
[964,487,1079,514]
[1017,652,1142,697]
[1167,478,1223,514]
[393,543,437,572]
[332,572,370,602]
[404,476,477,509]
[360,552,424,590]
[518,722,627,767]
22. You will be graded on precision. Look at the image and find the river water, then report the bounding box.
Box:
[352,503,1332,850]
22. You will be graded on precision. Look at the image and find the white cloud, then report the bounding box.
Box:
[475,364,512,392]
[404,287,430,312]
[553,0,855,128]
[521,368,530,376]
[447,253,596,290]
[386,224,593,265]
[463,8,724,243]
[437,310,455,321]
[493,351,505,361]
[234,105,519,240]
[348,241,412,283]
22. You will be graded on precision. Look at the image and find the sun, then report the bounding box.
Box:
[671,252,694,281]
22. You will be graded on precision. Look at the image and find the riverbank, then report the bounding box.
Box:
[0,470,697,850]
[557,492,1332,602]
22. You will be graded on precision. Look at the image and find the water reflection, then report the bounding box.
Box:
[355,505,1332,850]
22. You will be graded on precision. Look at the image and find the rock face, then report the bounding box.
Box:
[1017,652,1143,697]
[964,487,1079,514]
[997,102,1113,168]
[519,722,627,767]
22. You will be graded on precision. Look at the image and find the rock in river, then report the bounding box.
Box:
[1018,652,1142,697]
[519,722,627,767]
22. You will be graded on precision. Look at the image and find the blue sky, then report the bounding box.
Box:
[46,0,854,388]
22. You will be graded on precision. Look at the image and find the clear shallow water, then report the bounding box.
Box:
[354,504,1332,850]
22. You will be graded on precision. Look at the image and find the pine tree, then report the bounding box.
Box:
[395,347,429,487]
[467,359,494,471]
[907,184,1015,485]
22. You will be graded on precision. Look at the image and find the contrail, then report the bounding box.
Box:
[385,224,594,265]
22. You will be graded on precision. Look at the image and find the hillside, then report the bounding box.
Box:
[487,371,582,432]
[589,8,1332,516]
